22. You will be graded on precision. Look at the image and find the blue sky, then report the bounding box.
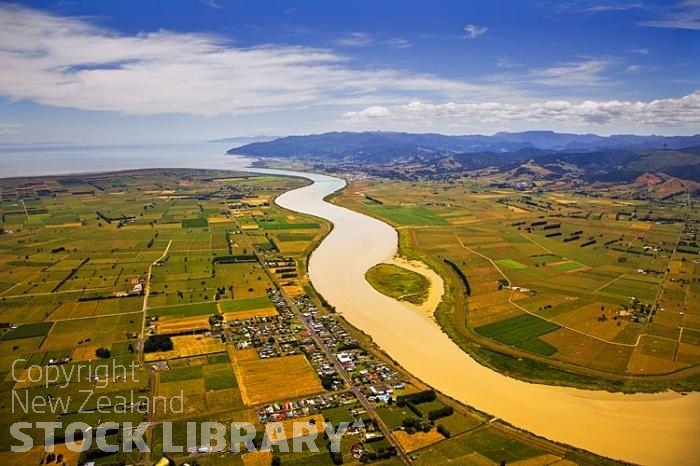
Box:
[0,0,698,143]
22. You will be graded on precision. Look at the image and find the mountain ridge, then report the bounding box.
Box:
[228,130,700,159]
[227,131,700,183]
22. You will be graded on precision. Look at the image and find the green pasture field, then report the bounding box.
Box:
[474,314,560,341]
[218,295,273,312]
[413,425,545,466]
[203,363,237,390]
[159,365,203,383]
[365,263,429,305]
[515,337,559,356]
[376,405,415,430]
[495,258,528,270]
[0,322,53,340]
[366,205,449,226]
[148,301,217,318]
[208,352,230,364]
[258,221,320,230]
[552,260,586,272]
[321,405,359,426]
[275,232,317,241]
[436,410,483,436]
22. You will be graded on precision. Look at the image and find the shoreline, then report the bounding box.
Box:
[384,255,445,320]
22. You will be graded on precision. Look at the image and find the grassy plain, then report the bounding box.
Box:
[365,263,430,304]
[334,175,700,391]
[0,168,639,465]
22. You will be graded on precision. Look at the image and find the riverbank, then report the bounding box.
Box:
[264,168,700,466]
[385,256,444,319]
[328,184,700,394]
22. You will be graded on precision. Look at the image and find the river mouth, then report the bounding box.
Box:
[239,163,700,466]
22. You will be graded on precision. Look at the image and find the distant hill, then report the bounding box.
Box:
[228,131,700,160]
[227,131,700,183]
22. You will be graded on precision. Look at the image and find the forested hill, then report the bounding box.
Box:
[228,131,700,162]
[227,131,700,183]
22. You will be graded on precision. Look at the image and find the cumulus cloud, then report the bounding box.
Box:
[464,24,488,39]
[342,92,700,127]
[0,5,484,116]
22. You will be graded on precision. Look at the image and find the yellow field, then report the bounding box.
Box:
[277,241,309,254]
[234,354,324,406]
[630,221,652,231]
[282,284,305,298]
[159,378,206,398]
[223,307,278,321]
[393,428,444,452]
[511,454,572,466]
[207,216,234,224]
[45,222,82,228]
[242,451,272,466]
[157,315,211,335]
[243,196,270,205]
[266,414,325,439]
[144,335,226,361]
[13,366,44,390]
[506,205,529,214]
[230,347,260,362]
[240,224,260,230]
[207,215,233,223]
[627,347,682,374]
[51,301,99,320]
[72,343,102,362]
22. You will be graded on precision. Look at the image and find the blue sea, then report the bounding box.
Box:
[0,142,251,178]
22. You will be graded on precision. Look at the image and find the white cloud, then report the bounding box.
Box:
[335,33,412,48]
[464,24,488,39]
[642,0,700,30]
[342,92,700,127]
[0,5,487,117]
[345,106,392,119]
[385,38,412,49]
[335,32,374,47]
[485,58,615,90]
[579,3,643,13]
[554,2,643,16]
[528,59,614,86]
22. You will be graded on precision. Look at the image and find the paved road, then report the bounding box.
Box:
[257,252,414,465]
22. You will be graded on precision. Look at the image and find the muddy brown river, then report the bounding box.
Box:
[250,167,700,466]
